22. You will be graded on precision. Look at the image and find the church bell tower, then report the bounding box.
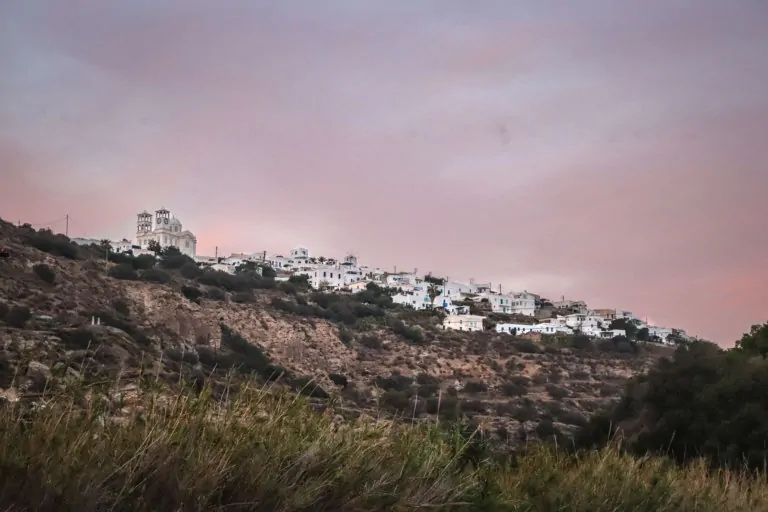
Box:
[137,211,152,234]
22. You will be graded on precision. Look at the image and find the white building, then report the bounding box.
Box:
[135,208,197,258]
[442,314,485,332]
[552,299,588,313]
[496,323,573,335]
[475,292,514,314]
[599,329,627,339]
[392,289,433,310]
[510,291,537,316]
[648,326,674,344]
[386,272,419,289]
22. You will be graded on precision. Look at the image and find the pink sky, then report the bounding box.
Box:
[1,1,767,345]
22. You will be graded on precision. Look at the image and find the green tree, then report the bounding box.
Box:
[609,318,638,340]
[636,327,650,342]
[427,284,441,307]
[736,322,768,357]
[147,240,161,254]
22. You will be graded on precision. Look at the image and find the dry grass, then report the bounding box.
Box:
[1,380,768,511]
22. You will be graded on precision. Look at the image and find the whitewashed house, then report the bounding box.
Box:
[392,289,433,310]
[599,329,627,339]
[551,299,588,313]
[496,323,572,335]
[443,314,485,332]
[386,272,419,288]
[475,292,514,313]
[345,280,372,293]
[441,281,476,299]
[648,326,674,344]
[510,291,537,316]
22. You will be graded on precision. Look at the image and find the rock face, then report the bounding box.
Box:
[0,218,673,445]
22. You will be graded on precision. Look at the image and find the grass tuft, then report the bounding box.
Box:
[1,380,767,511]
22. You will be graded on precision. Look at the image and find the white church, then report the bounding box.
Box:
[135,208,197,258]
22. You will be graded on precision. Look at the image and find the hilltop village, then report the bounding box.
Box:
[71,207,691,346]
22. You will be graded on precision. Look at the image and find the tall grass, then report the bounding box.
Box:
[1,380,767,511]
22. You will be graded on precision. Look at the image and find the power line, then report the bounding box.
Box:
[24,216,68,228]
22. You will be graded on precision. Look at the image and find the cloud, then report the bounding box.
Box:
[1,0,767,344]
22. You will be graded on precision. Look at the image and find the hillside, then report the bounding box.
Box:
[0,218,672,445]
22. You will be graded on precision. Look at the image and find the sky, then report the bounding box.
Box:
[1,1,767,345]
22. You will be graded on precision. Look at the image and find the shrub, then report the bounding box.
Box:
[358,335,382,350]
[181,286,203,301]
[501,380,529,397]
[291,376,329,399]
[218,324,276,380]
[390,319,425,345]
[131,254,157,270]
[545,384,569,400]
[32,264,55,284]
[463,380,488,394]
[569,334,593,351]
[23,229,79,259]
[205,287,226,301]
[108,264,138,280]
[0,302,8,320]
[5,306,31,328]
[56,328,94,350]
[375,374,413,392]
[180,262,203,279]
[338,327,353,346]
[231,291,255,304]
[197,270,253,292]
[511,339,541,354]
[328,373,348,388]
[140,268,172,284]
[379,390,412,413]
[159,249,195,269]
[112,298,130,317]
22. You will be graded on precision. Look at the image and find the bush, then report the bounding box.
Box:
[545,384,568,400]
[32,263,55,284]
[501,379,529,397]
[463,380,488,394]
[338,327,353,346]
[291,376,329,399]
[112,298,130,316]
[23,229,79,259]
[218,324,276,380]
[390,319,425,345]
[131,254,157,270]
[159,249,195,269]
[181,286,203,302]
[108,264,138,280]
[231,291,255,304]
[205,287,226,301]
[5,306,31,328]
[197,270,254,292]
[180,262,203,279]
[328,373,348,388]
[0,302,9,320]
[577,340,768,472]
[379,390,412,413]
[140,268,172,284]
[358,335,382,350]
[511,339,541,353]
[56,328,94,350]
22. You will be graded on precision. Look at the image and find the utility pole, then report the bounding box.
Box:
[65,214,69,237]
